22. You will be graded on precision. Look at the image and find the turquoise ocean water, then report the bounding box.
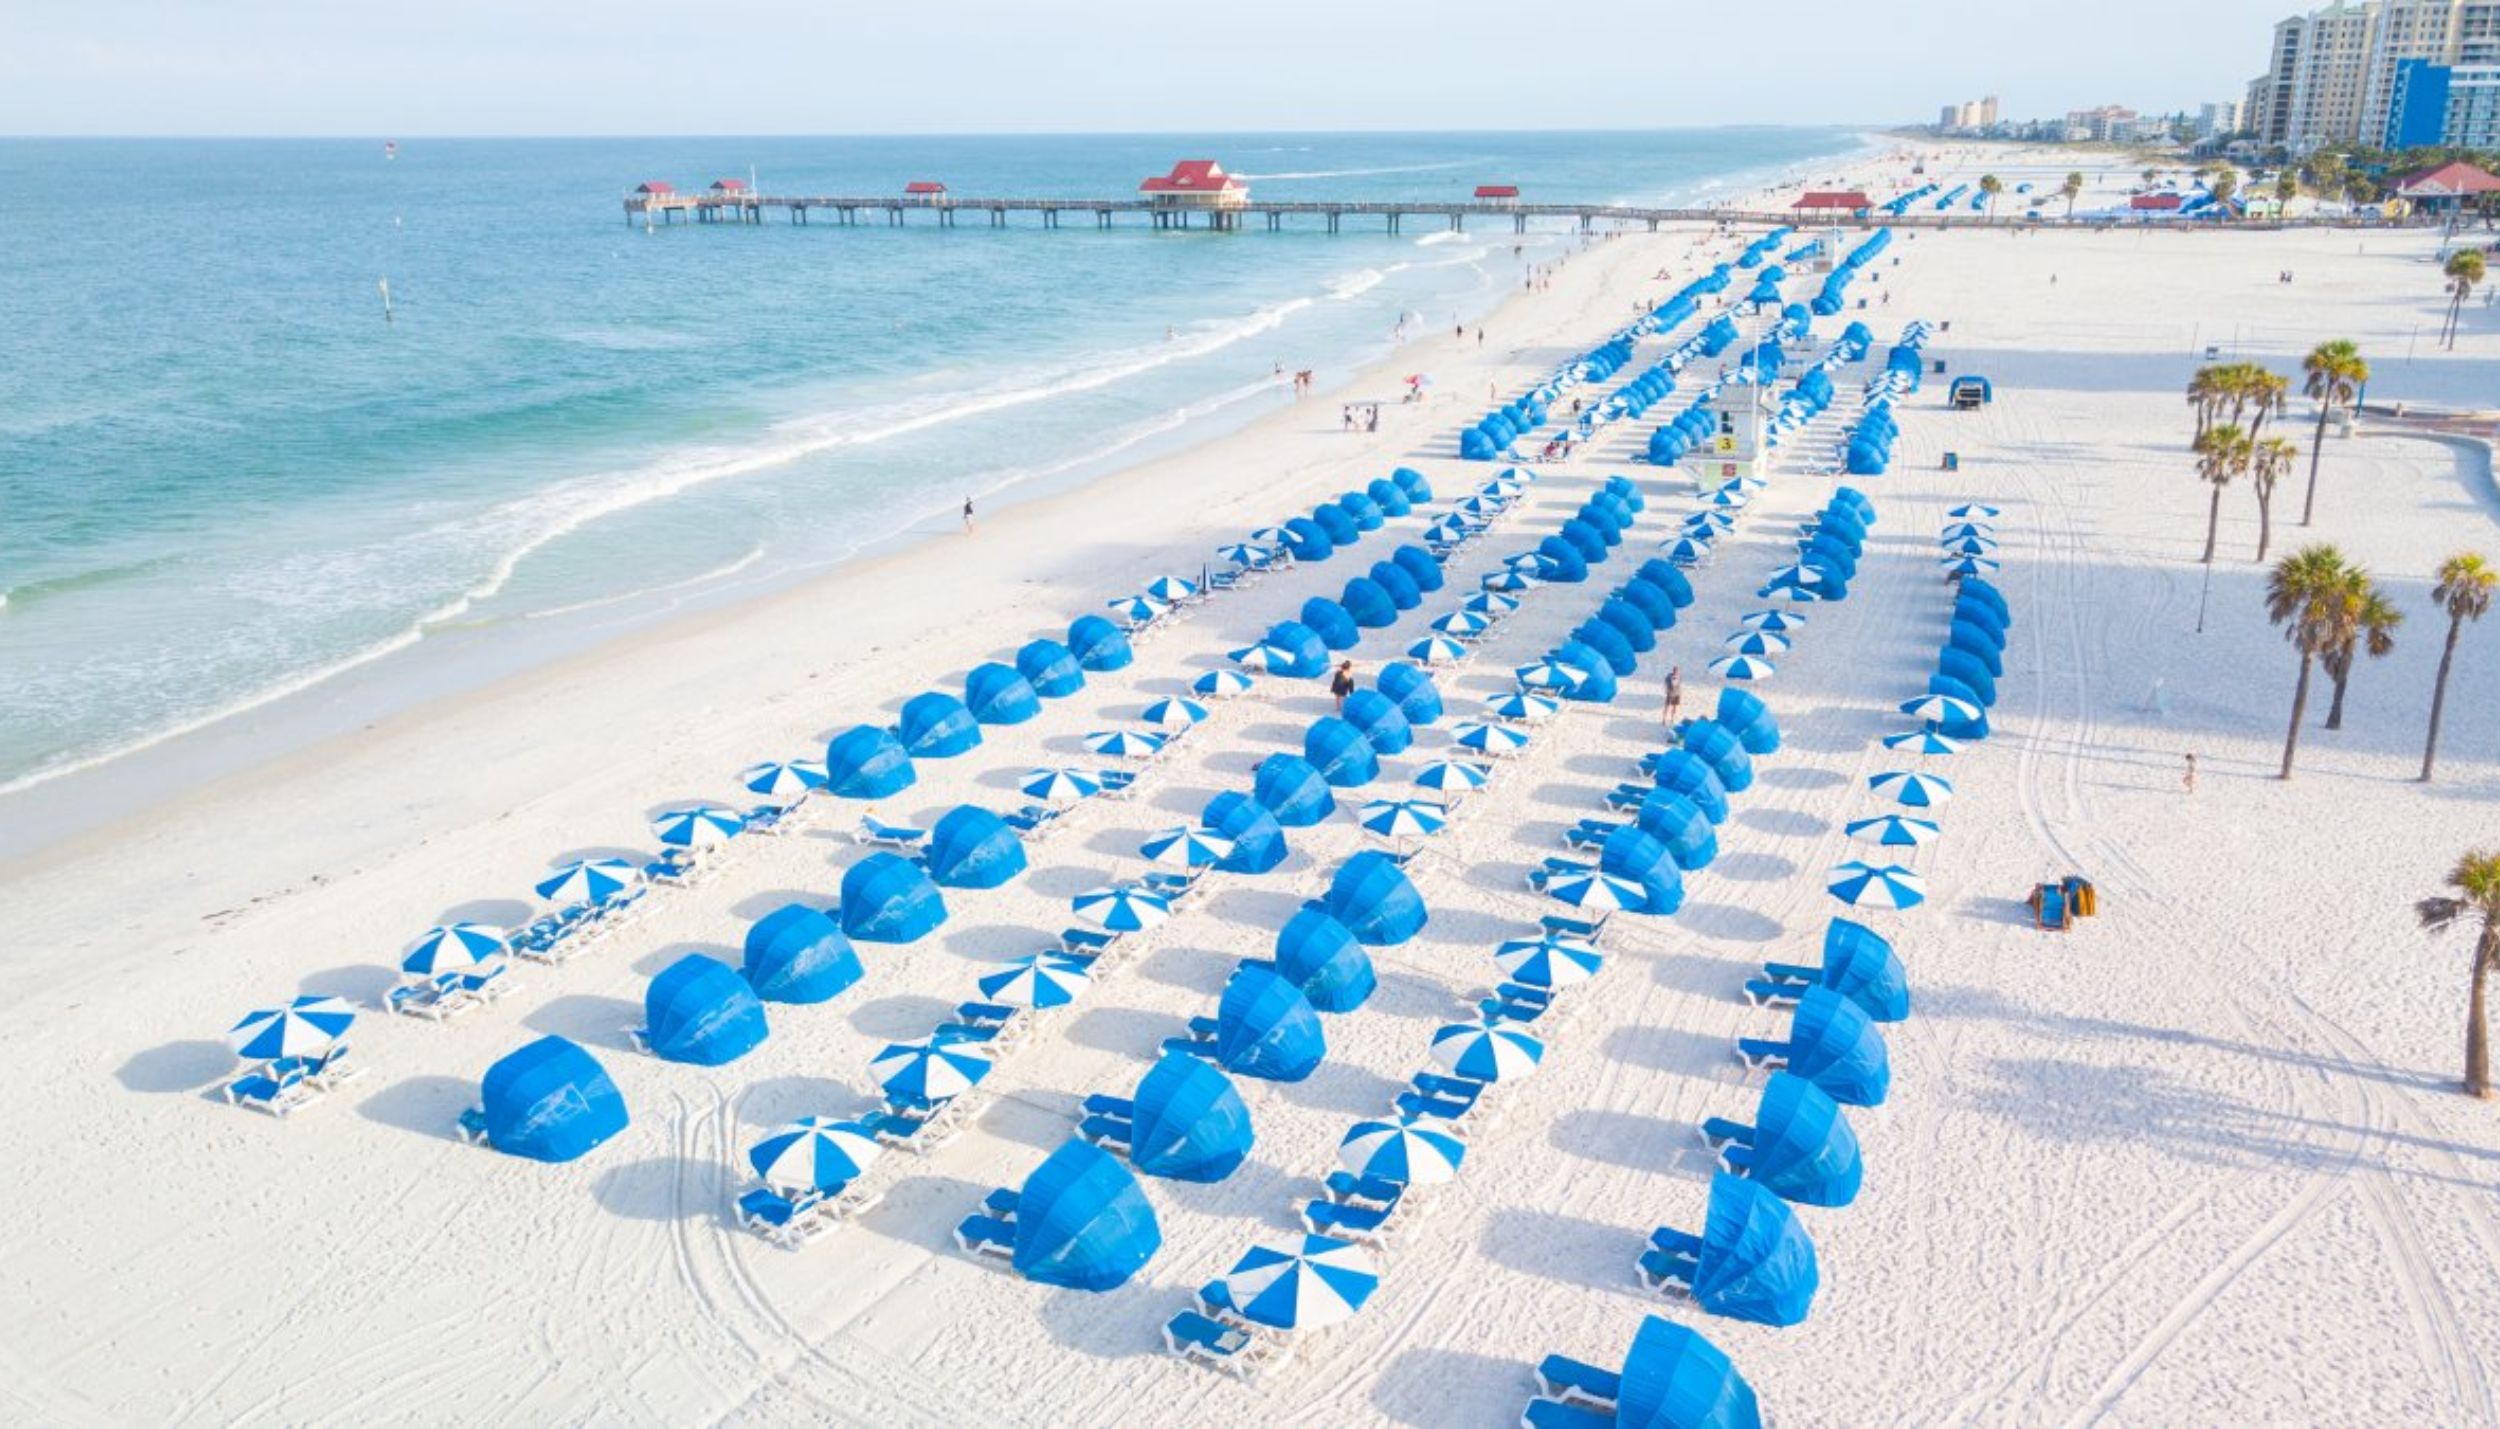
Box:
[0,129,1864,792]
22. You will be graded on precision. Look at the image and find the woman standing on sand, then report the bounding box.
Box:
[1331,661,1357,714]
[1664,665,1683,728]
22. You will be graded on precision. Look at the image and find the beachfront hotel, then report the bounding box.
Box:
[2250,0,2500,148]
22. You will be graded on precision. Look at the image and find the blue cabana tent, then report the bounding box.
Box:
[1392,466,1433,501]
[1691,1173,1821,1328]
[1616,579,1675,628]
[1651,750,1731,823]
[1715,688,1779,755]
[1392,544,1445,593]
[1275,904,1377,1012]
[1571,619,1639,677]
[1253,753,1337,827]
[1637,789,1719,871]
[1311,502,1359,547]
[964,662,1043,725]
[479,1036,629,1163]
[897,690,983,758]
[1013,1140,1161,1291]
[1743,1072,1863,1207]
[1634,559,1697,608]
[1216,963,1328,1081]
[1368,560,1422,611]
[1619,1317,1762,1429]
[1680,720,1755,794]
[1936,647,1998,706]
[1338,491,1385,532]
[641,953,769,1066]
[1376,662,1443,725]
[1927,675,1991,739]
[742,903,862,1004]
[1303,717,1380,788]
[824,725,917,798]
[1781,987,1891,1107]
[1340,689,1414,756]
[1818,918,1908,1020]
[1016,639,1086,698]
[1341,577,1398,629]
[1283,517,1336,562]
[1948,622,2005,676]
[1560,517,1610,562]
[1601,825,1686,914]
[1300,597,1361,652]
[1129,1053,1255,1183]
[839,852,947,944]
[1365,477,1412,517]
[1202,791,1288,874]
[1067,615,1134,672]
[1325,850,1427,945]
[1553,641,1619,703]
[925,805,1027,889]
[1600,598,1659,653]
[1262,621,1331,678]
[1536,536,1589,583]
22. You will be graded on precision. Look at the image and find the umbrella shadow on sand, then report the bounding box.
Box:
[521,993,641,1048]
[1548,1106,1688,1174]
[116,1039,242,1095]
[358,1074,477,1143]
[299,961,399,1009]
[1476,1205,1643,1294]
[592,1155,721,1224]
[1371,1347,1536,1427]
[1034,1283,1165,1364]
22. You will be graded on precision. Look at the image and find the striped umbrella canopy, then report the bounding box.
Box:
[1072,886,1173,932]
[1453,721,1533,755]
[1139,826,1235,868]
[1515,658,1591,691]
[1705,489,1751,511]
[1709,654,1778,681]
[1941,535,1998,556]
[1357,798,1449,839]
[1493,935,1604,989]
[1939,522,1996,541]
[1481,569,1541,594]
[1140,697,1211,730]
[870,1038,993,1103]
[1828,860,1929,910]
[1084,728,1168,759]
[1900,694,1982,725]
[1481,475,1526,497]
[227,995,357,1062]
[1407,635,1471,666]
[1869,770,1956,808]
[1020,766,1103,803]
[1193,669,1257,698]
[1762,562,1829,589]
[1882,728,1965,756]
[1248,526,1291,544]
[749,1116,882,1193]
[652,804,745,849]
[1762,581,1827,604]
[1503,551,1552,571]
[1846,813,1943,847]
[1414,759,1493,793]
[1430,1020,1546,1082]
[1947,503,2002,519]
[1229,643,1296,672]
[976,954,1094,1009]
[1457,494,1504,515]
[1684,510,1737,533]
[740,759,829,802]
[1339,1115,1467,1185]
[1143,575,1199,603]
[1723,629,1792,656]
[1219,1236,1380,1332]
[1430,610,1492,639]
[1665,536,1716,564]
[1738,609,1809,633]
[1497,465,1539,486]
[1109,594,1170,625]
[1216,542,1273,566]
[1462,591,1523,617]
[1485,691,1562,723]
[400,922,508,977]
[1541,866,1647,912]
[1941,555,2002,575]
[1427,518,1473,544]
[535,857,644,906]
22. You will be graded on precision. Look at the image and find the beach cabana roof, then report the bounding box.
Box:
[1276,904,1376,1012]
[1215,963,1327,1082]
[741,903,862,1004]
[1012,1141,1161,1291]
[1324,850,1427,946]
[925,805,1027,889]
[1747,1072,1864,1206]
[479,1036,630,1163]
[1128,1053,1255,1183]
[1782,987,1892,1106]
[641,953,770,1065]
[839,851,947,943]
[1693,1172,1821,1327]
[824,724,916,798]
[1618,1316,1763,1429]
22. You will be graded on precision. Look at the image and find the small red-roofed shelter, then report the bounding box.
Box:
[1141,160,1249,208]
[1793,191,1872,215]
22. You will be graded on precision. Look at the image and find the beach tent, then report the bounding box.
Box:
[640,953,769,1066]
[1300,597,1361,652]
[1338,491,1385,532]
[824,725,917,798]
[1600,598,1659,653]
[1571,619,1639,677]
[1368,560,1422,611]
[1392,466,1433,501]
[1535,536,1590,583]
[1261,621,1332,679]
[1650,750,1731,823]
[1215,964,1328,1082]
[1128,1053,1256,1183]
[478,1036,629,1164]
[1926,676,1991,739]
[1392,544,1445,593]
[1691,1173,1821,1328]
[1634,559,1697,608]
[1715,688,1780,755]
[1324,850,1428,946]
[1066,615,1133,672]
[1560,518,1610,563]
[1777,987,1891,1106]
[1201,791,1288,874]
[839,852,947,944]
[1552,641,1619,703]
[1016,639,1086,698]
[1616,579,1676,628]
[1303,718,1380,788]
[1340,689,1414,756]
[1365,477,1412,518]
[925,805,1027,890]
[1812,918,1908,1020]
[1312,502,1360,547]
[1936,648,1998,706]
[1376,662,1444,725]
[1637,789,1719,871]
[964,662,1043,725]
[1341,577,1399,629]
[1275,904,1377,1012]
[1619,1317,1762,1429]
[1680,720,1755,794]
[741,903,863,1004]
[1742,1072,1864,1207]
[1012,1141,1161,1291]
[1283,516,1336,562]
[1600,825,1686,915]
[1252,753,1337,827]
[897,690,983,758]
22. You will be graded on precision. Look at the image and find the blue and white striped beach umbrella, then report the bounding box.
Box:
[1072,886,1173,932]
[1458,494,1504,516]
[1453,721,1533,756]
[1216,542,1271,567]
[1020,767,1103,803]
[1516,658,1590,692]
[870,1038,993,1104]
[1709,654,1777,682]
[1358,798,1449,839]
[1493,935,1604,989]
[1497,465,1538,486]
[1109,594,1170,625]
[1143,575,1199,604]
[1140,697,1211,730]
[1542,866,1646,912]
[1940,522,1995,541]
[1941,535,1998,556]
[1739,609,1809,633]
[1229,642,1297,673]
[1881,728,1965,755]
[1941,554,2002,575]
[1084,728,1167,759]
[1665,536,1716,565]
[1249,526,1291,544]
[1482,569,1541,594]
[652,804,746,849]
[1408,635,1471,666]
[535,857,644,906]
[1947,503,2001,519]
[1503,551,1551,571]
[227,995,357,1062]
[1139,826,1234,868]
[1828,860,1929,910]
[976,955,1094,1009]
[1485,690,1562,723]
[1762,579,1827,604]
[1684,510,1736,533]
[1723,629,1792,656]
[749,1116,882,1193]
[1414,759,1493,794]
[1762,562,1829,590]
[1430,610,1491,639]
[1900,694,1981,725]
[1706,485,1752,509]
[1846,813,1943,847]
[400,922,508,977]
[1427,518,1473,544]
[1462,591,1522,617]
[1430,1020,1546,1082]
[1869,770,1956,808]
[1219,1236,1381,1332]
[1193,669,1257,698]
[1339,1115,1467,1185]
[741,759,830,804]
[1483,474,1527,496]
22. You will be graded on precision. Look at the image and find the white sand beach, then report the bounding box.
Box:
[6,145,2500,1426]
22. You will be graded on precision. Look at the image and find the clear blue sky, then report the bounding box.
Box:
[3,0,2297,136]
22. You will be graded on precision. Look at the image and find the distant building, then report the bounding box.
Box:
[2249,0,2500,150]
[1934,96,2000,133]
[1474,184,1521,208]
[2386,57,2500,145]
[2131,192,2188,210]
[2394,157,2500,210]
[634,181,675,196]
[903,180,950,205]
[709,178,749,194]
[2197,98,2248,137]
[1139,160,1249,211]
[1792,190,1874,216]
[2065,105,2141,141]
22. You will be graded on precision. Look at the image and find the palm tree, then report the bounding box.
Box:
[2275,170,2300,209]
[2299,340,2370,525]
[2195,424,2252,564]
[2422,552,2497,781]
[2250,435,2298,561]
[2443,249,2485,350]
[2267,543,2355,778]
[2418,849,2500,1098]
[2211,169,2240,209]
[2061,171,2084,217]
[1979,174,2004,221]
[2241,367,2289,445]
[2187,365,2226,443]
[2322,582,2400,729]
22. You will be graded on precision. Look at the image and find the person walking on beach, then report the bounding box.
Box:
[962,495,975,533]
[1663,665,1683,728]
[2182,753,2198,795]
[1330,661,1357,714]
